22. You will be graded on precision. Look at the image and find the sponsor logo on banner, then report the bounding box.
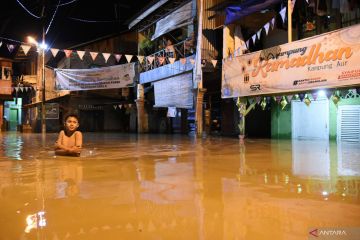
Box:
[250,84,261,91]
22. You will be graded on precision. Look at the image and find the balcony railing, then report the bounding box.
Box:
[140,38,195,72]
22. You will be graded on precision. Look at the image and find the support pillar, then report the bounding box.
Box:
[195,88,206,137]
[0,102,4,131]
[135,84,148,133]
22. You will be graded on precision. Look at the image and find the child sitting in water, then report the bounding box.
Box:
[55,114,83,157]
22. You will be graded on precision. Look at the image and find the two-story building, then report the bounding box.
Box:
[129,0,225,135]
[218,0,360,141]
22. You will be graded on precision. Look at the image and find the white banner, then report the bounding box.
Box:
[154,72,193,109]
[222,24,360,98]
[55,63,135,91]
[151,2,193,40]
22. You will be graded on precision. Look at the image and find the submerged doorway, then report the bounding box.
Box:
[292,99,329,140]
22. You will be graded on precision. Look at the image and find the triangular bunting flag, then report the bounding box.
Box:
[64,50,72,58]
[290,0,296,14]
[125,54,133,63]
[312,92,318,101]
[137,55,144,63]
[51,48,59,57]
[0,41,2,48]
[189,58,195,65]
[21,45,31,55]
[211,60,218,68]
[252,34,257,44]
[168,57,176,64]
[102,53,111,63]
[326,90,333,99]
[147,56,155,64]
[77,50,85,60]
[20,87,24,92]
[286,95,293,102]
[113,105,118,110]
[298,93,305,102]
[279,8,287,23]
[7,44,15,53]
[180,58,187,65]
[245,40,250,49]
[275,96,282,103]
[271,18,275,29]
[90,52,98,61]
[14,87,19,93]
[264,23,270,35]
[257,29,262,40]
[256,96,262,104]
[158,56,165,65]
[119,104,122,109]
[201,59,206,67]
[114,54,122,63]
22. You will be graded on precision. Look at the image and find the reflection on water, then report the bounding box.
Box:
[338,142,360,176]
[0,133,359,240]
[292,140,330,179]
[0,133,24,160]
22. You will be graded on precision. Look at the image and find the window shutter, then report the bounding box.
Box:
[338,106,360,142]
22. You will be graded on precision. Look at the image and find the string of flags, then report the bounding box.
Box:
[113,103,133,110]
[242,88,360,111]
[227,5,293,61]
[0,39,219,68]
[1,86,35,93]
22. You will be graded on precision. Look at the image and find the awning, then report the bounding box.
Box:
[151,1,194,40]
[225,0,282,25]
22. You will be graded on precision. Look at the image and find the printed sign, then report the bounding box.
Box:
[55,63,135,91]
[45,103,59,119]
[222,24,360,98]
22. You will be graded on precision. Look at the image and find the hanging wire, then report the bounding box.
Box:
[58,0,78,7]
[15,0,41,19]
[68,17,117,23]
[0,36,25,44]
[46,0,61,34]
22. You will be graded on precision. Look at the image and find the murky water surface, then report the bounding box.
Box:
[0,133,359,240]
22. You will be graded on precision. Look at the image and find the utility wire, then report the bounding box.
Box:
[46,0,61,34]
[58,0,78,7]
[68,17,117,23]
[15,0,41,19]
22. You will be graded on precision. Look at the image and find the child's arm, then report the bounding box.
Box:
[55,131,64,149]
[74,131,83,149]
[55,131,72,151]
[67,131,82,154]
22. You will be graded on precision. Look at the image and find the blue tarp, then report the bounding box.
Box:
[225,0,282,25]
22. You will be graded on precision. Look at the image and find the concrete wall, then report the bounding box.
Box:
[271,103,292,139]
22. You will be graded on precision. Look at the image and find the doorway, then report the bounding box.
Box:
[292,99,329,140]
[9,108,18,131]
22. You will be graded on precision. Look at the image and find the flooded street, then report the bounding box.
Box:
[0,133,359,240]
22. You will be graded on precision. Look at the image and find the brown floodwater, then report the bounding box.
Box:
[0,132,359,240]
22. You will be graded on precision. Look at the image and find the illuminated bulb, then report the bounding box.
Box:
[318,90,326,98]
[39,42,48,50]
[322,191,329,196]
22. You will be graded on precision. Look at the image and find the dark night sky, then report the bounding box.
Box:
[0,0,151,49]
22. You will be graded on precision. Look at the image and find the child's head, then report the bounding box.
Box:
[63,114,80,131]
